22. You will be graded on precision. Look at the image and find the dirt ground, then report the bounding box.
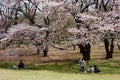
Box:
[0,44,120,64]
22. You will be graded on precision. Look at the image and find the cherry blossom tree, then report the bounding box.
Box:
[63,0,118,60]
[0,0,119,60]
[0,0,101,59]
[0,0,75,56]
[98,0,120,59]
[67,12,100,61]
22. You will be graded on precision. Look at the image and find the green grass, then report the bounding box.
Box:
[0,59,120,80]
[0,59,120,74]
[0,69,120,80]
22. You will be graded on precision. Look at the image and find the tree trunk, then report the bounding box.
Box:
[37,48,40,55]
[43,30,49,57]
[78,44,83,54]
[43,47,48,57]
[117,44,120,50]
[104,38,114,59]
[73,45,76,51]
[85,43,91,60]
[104,38,110,59]
[78,43,91,61]
[109,38,114,58]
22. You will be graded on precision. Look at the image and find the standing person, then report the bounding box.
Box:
[79,59,86,68]
[18,60,24,68]
[79,59,86,72]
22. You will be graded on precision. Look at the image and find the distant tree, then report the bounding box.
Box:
[98,0,120,58]
[0,0,119,60]
[0,0,75,56]
[67,13,100,61]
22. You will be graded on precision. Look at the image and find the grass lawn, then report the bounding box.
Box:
[0,59,120,80]
[0,69,120,80]
[0,44,120,80]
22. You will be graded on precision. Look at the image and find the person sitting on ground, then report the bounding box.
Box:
[18,60,24,68]
[94,65,101,73]
[87,65,94,73]
[80,66,86,73]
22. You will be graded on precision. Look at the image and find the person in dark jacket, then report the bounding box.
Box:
[94,65,101,73]
[18,60,24,68]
